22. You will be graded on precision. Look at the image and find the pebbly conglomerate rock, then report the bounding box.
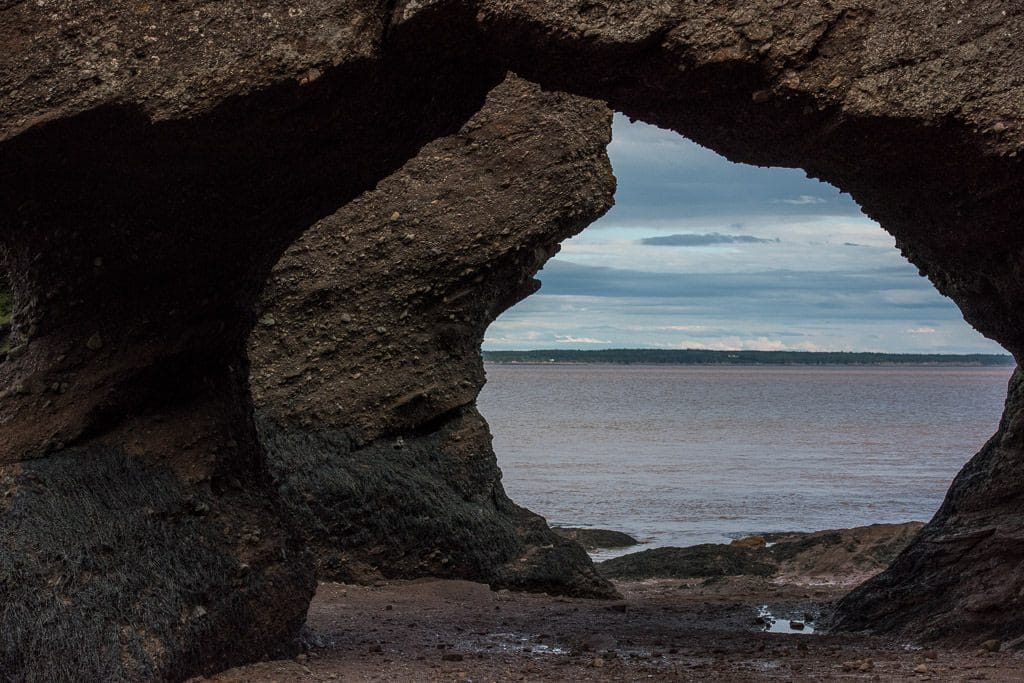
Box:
[250,75,617,598]
[460,0,1024,646]
[1,0,1024,678]
[0,1,506,680]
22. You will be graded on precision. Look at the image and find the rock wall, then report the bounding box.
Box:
[1,0,1024,679]
[454,0,1024,646]
[0,1,506,680]
[250,75,617,598]
[835,369,1024,645]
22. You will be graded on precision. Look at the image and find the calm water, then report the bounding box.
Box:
[478,364,1013,558]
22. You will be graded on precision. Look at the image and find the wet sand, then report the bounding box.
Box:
[207,574,1023,682]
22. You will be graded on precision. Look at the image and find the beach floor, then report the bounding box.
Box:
[206,573,1023,682]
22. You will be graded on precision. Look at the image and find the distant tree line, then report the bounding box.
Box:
[482,348,1015,366]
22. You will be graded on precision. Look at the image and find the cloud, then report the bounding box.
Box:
[535,260,946,311]
[774,195,828,205]
[480,116,1006,355]
[640,233,779,247]
[554,335,612,344]
[601,115,866,224]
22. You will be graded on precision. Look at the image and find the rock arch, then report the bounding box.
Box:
[1,0,1022,679]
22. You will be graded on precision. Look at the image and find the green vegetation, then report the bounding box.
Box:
[0,276,11,355]
[483,348,1014,366]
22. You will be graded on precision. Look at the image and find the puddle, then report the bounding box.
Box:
[477,632,570,655]
[756,605,815,634]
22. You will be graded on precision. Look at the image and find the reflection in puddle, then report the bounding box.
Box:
[757,605,816,634]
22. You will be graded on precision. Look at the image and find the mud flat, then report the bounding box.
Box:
[206,577,1022,682]
[207,523,1024,681]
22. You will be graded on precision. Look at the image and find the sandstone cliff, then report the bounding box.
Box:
[250,75,617,598]
[2,1,1023,680]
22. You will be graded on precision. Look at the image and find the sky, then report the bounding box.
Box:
[482,114,1005,354]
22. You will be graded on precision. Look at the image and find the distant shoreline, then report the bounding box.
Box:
[482,349,1015,367]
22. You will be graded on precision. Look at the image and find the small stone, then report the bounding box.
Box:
[295,654,308,663]
[789,620,805,630]
[915,663,929,673]
[191,605,207,619]
[258,315,276,326]
[591,657,604,668]
[751,89,772,103]
[980,639,1001,652]
[921,649,938,660]
[992,122,1007,133]
[389,211,401,221]
[85,332,103,350]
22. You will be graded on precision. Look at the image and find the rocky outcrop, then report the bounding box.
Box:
[552,528,641,551]
[2,0,1024,677]
[0,275,9,357]
[456,0,1024,646]
[250,75,617,598]
[0,2,506,680]
[835,373,1024,645]
[597,523,925,582]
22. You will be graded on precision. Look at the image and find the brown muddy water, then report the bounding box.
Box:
[478,364,1012,558]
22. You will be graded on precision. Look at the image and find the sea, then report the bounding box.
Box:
[477,363,1013,559]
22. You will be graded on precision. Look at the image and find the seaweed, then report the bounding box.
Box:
[0,449,310,682]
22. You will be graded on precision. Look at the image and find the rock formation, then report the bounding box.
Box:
[461,0,1024,646]
[1,0,1023,679]
[250,75,617,598]
[0,2,505,680]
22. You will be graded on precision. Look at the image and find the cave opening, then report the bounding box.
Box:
[478,114,1012,561]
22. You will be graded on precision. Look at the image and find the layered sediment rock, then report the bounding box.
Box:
[457,0,1024,646]
[250,76,617,598]
[835,372,1024,644]
[0,1,505,679]
[2,0,1024,678]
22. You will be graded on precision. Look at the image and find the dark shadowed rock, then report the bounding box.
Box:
[1,0,1024,676]
[553,528,641,551]
[251,75,617,599]
[597,523,924,582]
[836,375,1024,645]
[598,545,777,580]
[0,1,504,678]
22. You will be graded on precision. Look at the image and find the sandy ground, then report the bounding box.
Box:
[206,574,1024,682]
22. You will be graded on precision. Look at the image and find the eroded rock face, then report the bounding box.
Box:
[456,0,1024,645]
[0,1,505,679]
[250,75,617,598]
[835,371,1024,644]
[1,0,1023,677]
